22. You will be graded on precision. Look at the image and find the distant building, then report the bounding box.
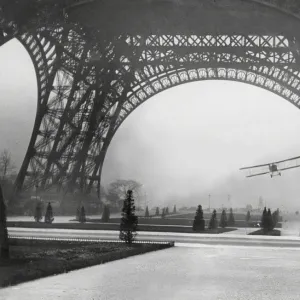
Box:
[258,197,264,211]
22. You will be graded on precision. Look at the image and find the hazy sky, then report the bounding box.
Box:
[1,39,300,210]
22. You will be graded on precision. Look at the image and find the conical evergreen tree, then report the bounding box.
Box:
[119,190,138,244]
[161,208,166,219]
[0,183,9,260]
[79,206,86,223]
[44,202,54,224]
[193,205,205,231]
[145,206,150,218]
[173,205,176,214]
[267,208,274,231]
[246,210,251,223]
[155,207,159,216]
[34,202,42,223]
[261,207,268,231]
[228,208,235,226]
[101,205,110,222]
[219,209,228,228]
[208,209,218,229]
[165,207,169,215]
[272,209,279,228]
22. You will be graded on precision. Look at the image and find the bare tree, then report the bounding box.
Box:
[0,149,15,179]
[107,179,142,209]
[0,183,9,260]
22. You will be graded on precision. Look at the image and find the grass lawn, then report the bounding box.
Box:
[248,229,281,236]
[0,239,173,288]
[7,221,237,234]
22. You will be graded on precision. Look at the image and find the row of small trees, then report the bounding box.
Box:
[193,206,236,231]
[145,205,176,218]
[192,205,280,232]
[33,191,138,244]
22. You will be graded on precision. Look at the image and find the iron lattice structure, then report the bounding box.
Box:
[1,0,300,199]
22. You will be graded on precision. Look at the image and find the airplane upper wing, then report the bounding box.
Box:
[240,163,270,170]
[272,156,300,165]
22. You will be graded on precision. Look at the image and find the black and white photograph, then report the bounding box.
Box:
[1,0,300,299]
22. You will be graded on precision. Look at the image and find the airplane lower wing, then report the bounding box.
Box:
[246,172,270,178]
[278,165,300,172]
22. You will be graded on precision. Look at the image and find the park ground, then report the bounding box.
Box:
[0,239,173,288]
[6,210,283,234]
[1,243,300,300]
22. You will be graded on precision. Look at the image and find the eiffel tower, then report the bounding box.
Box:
[1,0,300,204]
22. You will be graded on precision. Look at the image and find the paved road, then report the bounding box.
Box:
[8,227,300,248]
[1,243,300,300]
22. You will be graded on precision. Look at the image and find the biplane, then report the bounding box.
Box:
[240,155,300,178]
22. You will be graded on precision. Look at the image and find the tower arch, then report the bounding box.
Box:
[2,0,300,199]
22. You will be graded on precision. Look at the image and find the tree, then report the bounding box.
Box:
[208,209,218,230]
[119,190,138,244]
[161,208,166,219]
[107,179,143,210]
[44,202,54,224]
[246,204,253,212]
[261,207,270,232]
[79,206,86,223]
[34,202,43,223]
[155,207,159,216]
[101,205,110,222]
[145,206,149,218]
[193,205,205,231]
[296,211,299,216]
[165,207,169,215]
[228,208,235,226]
[173,205,177,214]
[246,210,251,223]
[219,209,227,228]
[0,149,15,180]
[272,209,279,228]
[0,183,9,260]
[267,208,274,231]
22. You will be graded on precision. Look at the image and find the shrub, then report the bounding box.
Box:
[101,205,110,222]
[246,210,251,223]
[208,209,218,229]
[34,202,43,223]
[228,208,235,226]
[155,207,159,216]
[44,202,54,224]
[119,190,138,245]
[261,207,274,232]
[161,208,166,219]
[193,205,205,231]
[219,209,227,228]
[145,206,149,218]
[79,206,86,223]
